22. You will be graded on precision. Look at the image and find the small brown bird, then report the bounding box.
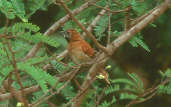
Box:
[66,29,110,84]
[66,29,94,64]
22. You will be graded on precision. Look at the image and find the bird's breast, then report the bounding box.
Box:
[67,43,92,64]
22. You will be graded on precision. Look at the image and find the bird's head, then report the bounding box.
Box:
[66,29,82,41]
[67,29,77,34]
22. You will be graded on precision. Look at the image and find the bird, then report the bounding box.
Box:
[66,29,110,84]
[66,29,94,65]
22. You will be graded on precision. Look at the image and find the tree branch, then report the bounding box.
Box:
[0,85,40,101]
[0,6,108,102]
[23,0,96,61]
[71,1,171,106]
[57,0,109,55]
[107,11,111,45]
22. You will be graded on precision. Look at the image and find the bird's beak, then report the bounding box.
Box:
[61,31,70,42]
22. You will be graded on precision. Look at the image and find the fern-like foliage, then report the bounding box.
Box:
[0,42,13,86]
[0,65,13,86]
[51,60,77,74]
[26,0,47,17]
[158,68,171,94]
[10,22,61,48]
[0,0,53,21]
[51,60,68,73]
[18,62,58,92]
[61,83,76,100]
[12,22,40,33]
[0,0,27,21]
[129,33,150,52]
[128,73,144,92]
[31,91,49,107]
[113,31,150,52]
[100,72,144,106]
[0,42,6,57]
[94,15,109,40]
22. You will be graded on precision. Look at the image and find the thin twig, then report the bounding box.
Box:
[107,9,111,45]
[90,2,131,14]
[0,85,40,101]
[74,79,82,91]
[126,91,158,107]
[130,6,158,27]
[95,86,108,107]
[124,6,131,31]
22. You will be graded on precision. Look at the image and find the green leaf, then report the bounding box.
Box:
[111,78,137,87]
[129,35,151,52]
[111,96,117,103]
[120,93,137,100]
[26,0,47,17]
[11,0,27,22]
[164,69,171,77]
[94,15,108,40]
[0,66,13,86]
[18,63,58,92]
[61,84,76,100]
[150,23,157,28]
[51,60,70,73]
[12,23,40,34]
[0,0,15,19]
[99,101,111,107]
[105,84,120,95]
[25,56,49,65]
[128,73,144,91]
[0,42,6,56]
[159,70,165,77]
[0,0,27,21]
[20,32,60,48]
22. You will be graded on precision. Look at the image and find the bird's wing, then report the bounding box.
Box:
[81,40,94,57]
